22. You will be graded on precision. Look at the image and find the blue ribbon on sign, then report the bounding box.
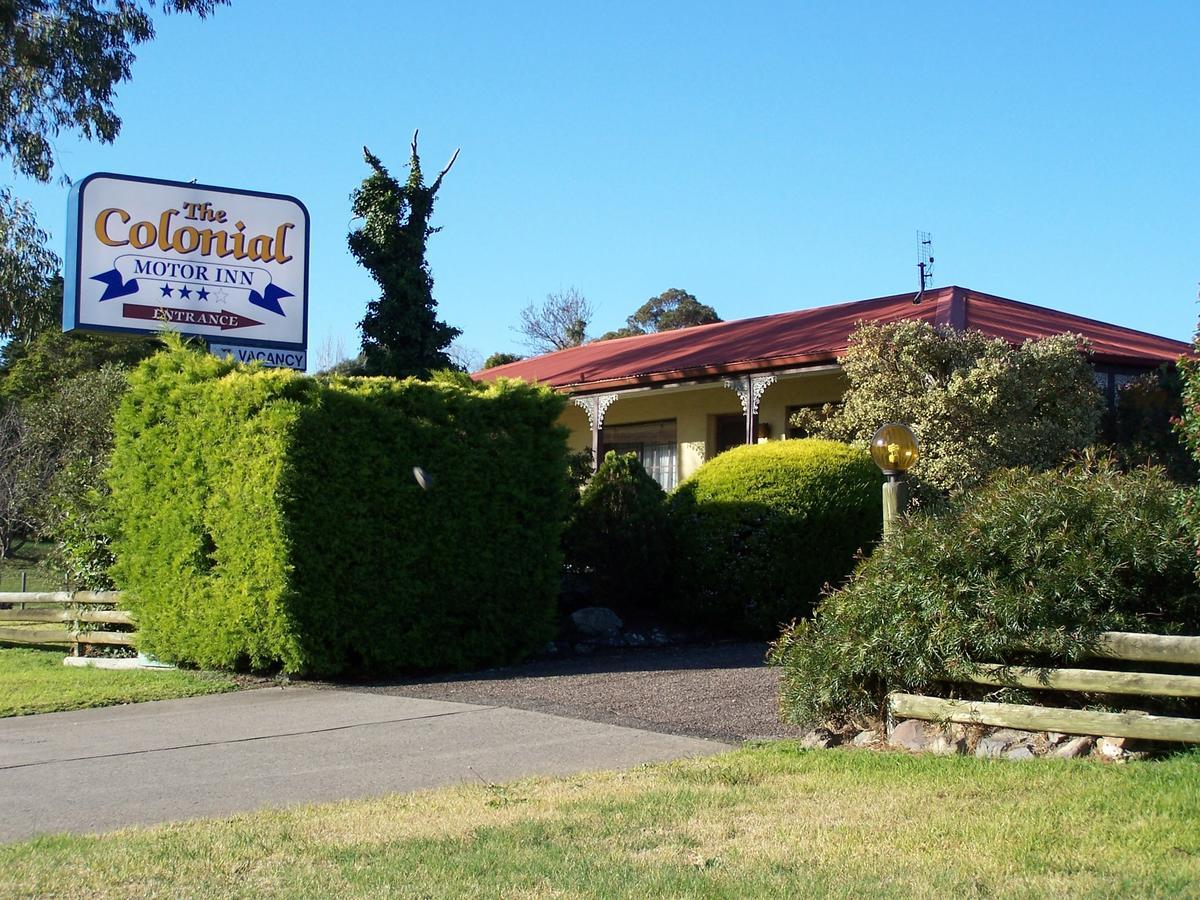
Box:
[247,282,294,316]
[90,268,140,301]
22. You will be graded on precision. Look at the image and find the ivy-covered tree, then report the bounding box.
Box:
[350,134,462,378]
[600,288,721,340]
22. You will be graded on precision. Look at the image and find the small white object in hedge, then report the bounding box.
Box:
[413,466,434,490]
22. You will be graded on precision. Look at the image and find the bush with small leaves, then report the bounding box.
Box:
[770,455,1200,727]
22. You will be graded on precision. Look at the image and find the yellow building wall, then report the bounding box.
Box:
[554,369,849,483]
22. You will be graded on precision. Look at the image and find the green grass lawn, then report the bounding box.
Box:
[2,744,1197,897]
[0,647,240,717]
[0,541,66,592]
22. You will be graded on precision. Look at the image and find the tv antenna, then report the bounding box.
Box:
[914,231,934,304]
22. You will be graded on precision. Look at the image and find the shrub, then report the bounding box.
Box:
[1103,366,1195,482]
[668,439,879,636]
[106,343,569,676]
[769,456,1200,727]
[563,451,672,616]
[791,321,1103,497]
[1173,348,1200,566]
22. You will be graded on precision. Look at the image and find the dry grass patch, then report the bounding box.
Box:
[1,745,1198,898]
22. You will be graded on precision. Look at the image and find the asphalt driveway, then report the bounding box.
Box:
[0,686,725,844]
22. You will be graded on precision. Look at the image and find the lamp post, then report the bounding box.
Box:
[869,423,919,539]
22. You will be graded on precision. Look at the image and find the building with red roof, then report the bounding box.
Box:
[476,286,1190,489]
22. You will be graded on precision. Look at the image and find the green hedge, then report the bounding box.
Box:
[107,344,568,676]
[668,439,880,635]
[769,456,1200,727]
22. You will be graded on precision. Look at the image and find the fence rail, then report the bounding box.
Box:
[889,630,1200,744]
[0,591,135,652]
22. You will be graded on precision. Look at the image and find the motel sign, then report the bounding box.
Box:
[64,173,309,364]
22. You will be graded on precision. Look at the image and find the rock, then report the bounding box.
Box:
[975,728,1035,759]
[989,728,1036,745]
[889,719,929,751]
[1006,746,1036,761]
[1096,737,1127,760]
[975,737,1008,759]
[852,729,881,746]
[1045,732,1067,745]
[1053,735,1095,759]
[889,719,965,755]
[800,728,836,750]
[570,607,623,637]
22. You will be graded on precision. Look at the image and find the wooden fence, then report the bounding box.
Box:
[0,591,136,654]
[889,631,1200,744]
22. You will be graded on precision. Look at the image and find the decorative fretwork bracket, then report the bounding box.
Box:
[723,374,777,417]
[572,393,619,431]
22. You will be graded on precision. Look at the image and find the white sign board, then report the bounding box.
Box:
[64,173,309,351]
[209,343,307,370]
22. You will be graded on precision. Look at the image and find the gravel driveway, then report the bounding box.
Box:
[326,642,803,743]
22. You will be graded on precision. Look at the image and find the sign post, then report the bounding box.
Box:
[64,173,309,368]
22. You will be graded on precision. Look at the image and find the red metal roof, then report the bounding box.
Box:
[475,286,1192,392]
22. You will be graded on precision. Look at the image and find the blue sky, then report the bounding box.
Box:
[14,1,1200,370]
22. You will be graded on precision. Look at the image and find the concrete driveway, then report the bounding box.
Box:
[0,686,726,844]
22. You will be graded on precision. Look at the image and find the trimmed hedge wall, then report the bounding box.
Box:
[668,439,880,636]
[107,344,568,675]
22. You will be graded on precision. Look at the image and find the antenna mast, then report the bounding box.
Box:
[914,231,934,304]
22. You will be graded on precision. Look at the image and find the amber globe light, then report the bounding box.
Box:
[870,423,919,476]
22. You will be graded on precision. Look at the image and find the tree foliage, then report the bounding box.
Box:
[0,0,228,182]
[483,351,523,370]
[1174,329,1200,568]
[23,364,130,585]
[0,190,60,344]
[1,326,156,403]
[517,287,592,353]
[351,135,462,379]
[599,288,721,340]
[0,401,56,557]
[791,321,1103,497]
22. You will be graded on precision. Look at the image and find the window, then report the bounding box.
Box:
[601,419,678,491]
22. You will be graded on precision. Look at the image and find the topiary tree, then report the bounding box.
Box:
[769,455,1200,728]
[668,439,879,636]
[791,321,1103,497]
[563,451,673,617]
